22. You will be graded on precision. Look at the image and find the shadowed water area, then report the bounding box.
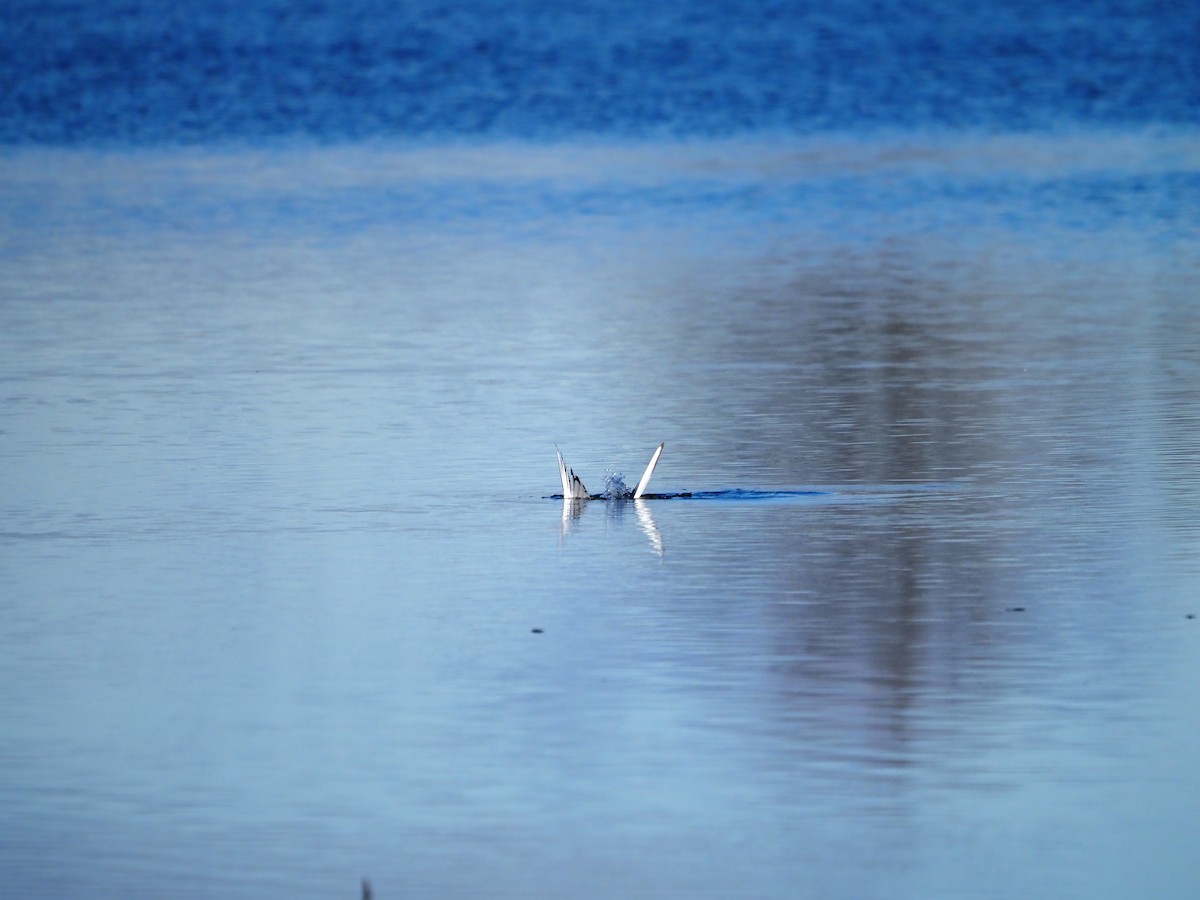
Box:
[2,1,1199,898]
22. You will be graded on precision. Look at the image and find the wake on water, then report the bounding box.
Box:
[550,486,832,502]
[551,445,948,502]
[596,470,780,501]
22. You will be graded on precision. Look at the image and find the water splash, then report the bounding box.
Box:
[602,470,633,500]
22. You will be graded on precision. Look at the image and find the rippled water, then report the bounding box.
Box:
[2,133,1198,897]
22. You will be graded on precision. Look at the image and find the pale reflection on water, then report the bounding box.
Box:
[1,137,1199,898]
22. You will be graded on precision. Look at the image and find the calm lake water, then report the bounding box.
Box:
[3,1,1200,895]
[2,132,1198,898]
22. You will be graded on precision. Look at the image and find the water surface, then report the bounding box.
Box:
[2,132,1199,898]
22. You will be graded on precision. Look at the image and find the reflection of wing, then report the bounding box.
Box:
[634,499,664,556]
[560,497,587,539]
[556,446,589,499]
[633,442,665,499]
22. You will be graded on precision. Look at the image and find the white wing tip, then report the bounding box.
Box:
[634,442,665,499]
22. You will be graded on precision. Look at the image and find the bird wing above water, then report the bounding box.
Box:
[556,446,589,500]
[634,442,664,499]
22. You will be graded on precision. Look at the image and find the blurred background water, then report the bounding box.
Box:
[1,1,1199,898]
[2,0,1198,141]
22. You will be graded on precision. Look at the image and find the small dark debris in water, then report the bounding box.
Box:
[1187,614,1195,620]
[531,628,544,634]
[362,878,372,900]
[1006,606,1026,613]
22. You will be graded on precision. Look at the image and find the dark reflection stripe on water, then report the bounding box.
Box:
[553,486,957,558]
[549,489,825,501]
